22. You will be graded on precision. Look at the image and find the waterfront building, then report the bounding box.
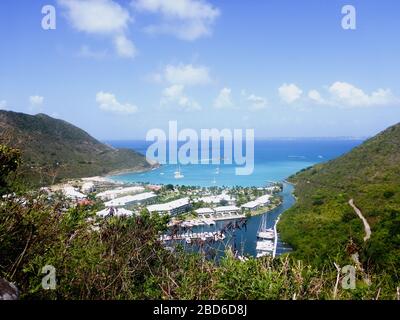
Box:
[241,194,271,211]
[214,205,240,216]
[195,208,215,216]
[104,192,157,208]
[97,207,134,218]
[147,198,192,216]
[96,186,145,201]
[63,186,86,200]
[198,193,236,205]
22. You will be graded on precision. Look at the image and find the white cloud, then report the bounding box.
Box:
[306,82,399,108]
[246,94,267,110]
[308,89,327,105]
[28,95,44,112]
[161,84,201,111]
[59,0,131,34]
[153,64,212,86]
[165,64,211,86]
[96,91,138,114]
[113,34,137,58]
[133,0,220,40]
[0,100,7,109]
[59,0,136,58]
[328,81,398,107]
[214,87,233,109]
[278,83,303,104]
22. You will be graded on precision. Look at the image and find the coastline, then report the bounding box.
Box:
[104,162,161,178]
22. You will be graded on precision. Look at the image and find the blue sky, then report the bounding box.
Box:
[1,0,400,139]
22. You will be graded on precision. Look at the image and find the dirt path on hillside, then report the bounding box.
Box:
[349,199,371,241]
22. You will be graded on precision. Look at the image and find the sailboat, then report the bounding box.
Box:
[256,214,275,258]
[174,166,184,179]
[257,215,275,239]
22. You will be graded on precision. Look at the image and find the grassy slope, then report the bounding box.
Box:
[0,111,151,186]
[279,123,400,274]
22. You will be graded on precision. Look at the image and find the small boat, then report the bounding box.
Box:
[256,240,274,250]
[258,228,275,240]
[257,216,275,239]
[256,251,271,258]
[256,215,276,257]
[174,166,184,179]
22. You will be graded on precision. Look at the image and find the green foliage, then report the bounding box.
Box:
[0,144,21,194]
[279,122,400,281]
[0,110,151,186]
[1,192,399,300]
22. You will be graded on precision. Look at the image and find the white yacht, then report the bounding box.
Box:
[256,214,275,257]
[174,166,184,179]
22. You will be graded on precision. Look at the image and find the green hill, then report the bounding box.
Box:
[279,123,400,275]
[0,110,152,186]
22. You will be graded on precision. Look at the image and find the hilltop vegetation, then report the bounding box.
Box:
[1,120,400,299]
[0,189,396,300]
[279,123,400,279]
[0,111,151,187]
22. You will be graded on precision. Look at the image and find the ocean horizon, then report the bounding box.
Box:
[107,139,365,187]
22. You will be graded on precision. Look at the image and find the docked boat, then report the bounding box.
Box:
[258,229,275,240]
[256,214,275,257]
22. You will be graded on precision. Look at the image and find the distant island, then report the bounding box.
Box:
[0,110,153,186]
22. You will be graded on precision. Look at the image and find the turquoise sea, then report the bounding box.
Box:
[108,139,363,187]
[107,139,364,257]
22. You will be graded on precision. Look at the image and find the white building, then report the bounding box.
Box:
[81,182,95,194]
[214,205,240,215]
[198,193,236,205]
[241,194,271,211]
[265,186,280,193]
[96,186,145,201]
[147,198,191,216]
[63,186,86,200]
[97,207,134,218]
[104,192,157,208]
[195,208,215,216]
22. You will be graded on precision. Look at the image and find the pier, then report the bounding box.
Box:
[160,231,226,242]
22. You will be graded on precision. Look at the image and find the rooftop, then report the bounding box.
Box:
[214,205,240,212]
[105,192,157,207]
[147,197,190,213]
[97,186,145,200]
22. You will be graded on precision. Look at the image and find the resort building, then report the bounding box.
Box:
[147,185,162,191]
[96,186,145,201]
[214,205,240,216]
[97,207,134,218]
[147,198,192,216]
[198,193,236,205]
[81,182,95,194]
[241,194,272,211]
[104,192,157,208]
[62,186,86,200]
[265,186,280,193]
[195,208,215,216]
